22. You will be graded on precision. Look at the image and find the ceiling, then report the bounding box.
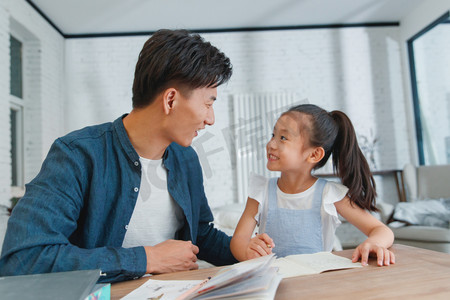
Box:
[28,0,424,37]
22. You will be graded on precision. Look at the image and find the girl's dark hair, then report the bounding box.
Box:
[132,29,233,108]
[285,104,377,211]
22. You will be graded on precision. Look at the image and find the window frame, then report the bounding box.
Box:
[9,31,25,189]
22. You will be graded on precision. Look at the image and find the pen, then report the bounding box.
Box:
[176,277,211,300]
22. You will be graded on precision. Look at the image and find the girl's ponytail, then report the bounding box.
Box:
[330,111,377,211]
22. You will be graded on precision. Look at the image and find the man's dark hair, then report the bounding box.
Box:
[132,29,233,108]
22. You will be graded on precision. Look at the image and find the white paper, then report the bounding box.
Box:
[121,279,202,300]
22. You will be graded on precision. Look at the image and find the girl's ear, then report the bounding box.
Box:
[163,88,177,115]
[308,147,325,164]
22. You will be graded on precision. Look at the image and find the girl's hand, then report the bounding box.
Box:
[335,196,395,267]
[246,233,275,259]
[352,239,395,266]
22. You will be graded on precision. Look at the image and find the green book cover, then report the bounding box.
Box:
[0,269,101,300]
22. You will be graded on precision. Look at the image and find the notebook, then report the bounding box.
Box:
[0,269,101,300]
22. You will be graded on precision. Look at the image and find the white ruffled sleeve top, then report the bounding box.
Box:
[248,172,349,251]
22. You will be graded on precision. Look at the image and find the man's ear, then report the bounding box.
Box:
[162,88,177,115]
[308,147,325,164]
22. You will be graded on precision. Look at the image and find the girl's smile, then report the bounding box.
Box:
[267,153,279,161]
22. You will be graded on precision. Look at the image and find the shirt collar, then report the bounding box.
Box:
[113,114,140,164]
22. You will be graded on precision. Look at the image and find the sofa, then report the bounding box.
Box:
[388,164,450,253]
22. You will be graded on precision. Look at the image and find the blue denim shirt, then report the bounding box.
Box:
[0,115,236,283]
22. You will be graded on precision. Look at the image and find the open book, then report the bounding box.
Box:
[122,252,361,299]
[122,254,281,300]
[272,251,362,279]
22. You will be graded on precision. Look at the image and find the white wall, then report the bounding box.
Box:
[400,0,450,41]
[0,0,65,206]
[65,27,410,207]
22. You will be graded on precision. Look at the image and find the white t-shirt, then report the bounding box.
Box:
[248,173,348,251]
[122,157,184,248]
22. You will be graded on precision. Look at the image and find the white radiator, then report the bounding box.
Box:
[232,92,308,203]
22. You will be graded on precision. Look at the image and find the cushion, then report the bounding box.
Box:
[392,199,450,228]
[416,165,450,201]
[403,163,417,200]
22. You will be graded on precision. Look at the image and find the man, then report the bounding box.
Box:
[0,29,237,283]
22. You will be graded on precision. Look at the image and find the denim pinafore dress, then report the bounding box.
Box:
[265,177,326,257]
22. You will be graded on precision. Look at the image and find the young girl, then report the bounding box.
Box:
[230,104,395,267]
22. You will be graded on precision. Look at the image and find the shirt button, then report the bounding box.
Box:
[125,225,129,230]
[134,161,139,166]
[134,187,139,192]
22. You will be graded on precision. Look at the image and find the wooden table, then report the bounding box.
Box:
[111,244,450,299]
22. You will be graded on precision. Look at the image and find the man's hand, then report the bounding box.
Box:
[144,240,200,274]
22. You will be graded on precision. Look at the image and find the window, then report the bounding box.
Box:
[408,11,450,165]
[10,35,23,98]
[10,34,24,187]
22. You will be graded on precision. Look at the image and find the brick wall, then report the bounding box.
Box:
[0,0,65,207]
[64,27,411,207]
[0,5,10,207]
